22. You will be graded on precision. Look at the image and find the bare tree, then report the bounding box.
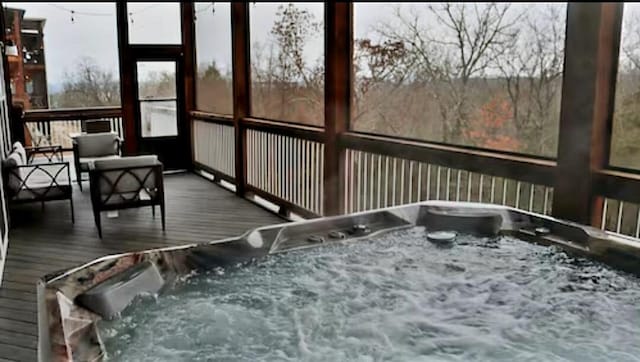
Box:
[611,11,640,168]
[54,57,119,108]
[352,38,412,134]
[376,3,520,143]
[252,3,323,125]
[497,5,564,156]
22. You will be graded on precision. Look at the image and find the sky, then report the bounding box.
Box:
[3,2,637,93]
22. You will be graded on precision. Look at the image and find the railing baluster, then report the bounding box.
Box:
[502,179,508,206]
[616,201,624,234]
[426,164,431,200]
[436,166,441,200]
[600,199,609,230]
[417,163,422,201]
[490,176,496,204]
[445,168,451,201]
[408,161,414,203]
[479,174,484,202]
[515,181,522,209]
[392,158,397,206]
[528,185,535,212]
[370,154,375,210]
[467,172,472,202]
[363,152,369,211]
[348,150,356,212]
[384,156,390,207]
[400,159,405,204]
[357,151,362,212]
[456,169,461,202]
[635,206,640,238]
[377,154,382,209]
[543,187,550,215]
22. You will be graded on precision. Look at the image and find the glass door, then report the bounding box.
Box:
[134,59,186,169]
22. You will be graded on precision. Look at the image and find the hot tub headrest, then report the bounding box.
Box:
[419,207,503,237]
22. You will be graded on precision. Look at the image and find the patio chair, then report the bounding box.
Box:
[22,123,64,164]
[2,144,74,223]
[72,132,122,191]
[89,155,165,238]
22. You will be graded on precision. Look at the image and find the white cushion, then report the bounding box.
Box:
[12,142,27,164]
[75,133,119,158]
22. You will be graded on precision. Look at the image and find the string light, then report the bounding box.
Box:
[47,3,162,24]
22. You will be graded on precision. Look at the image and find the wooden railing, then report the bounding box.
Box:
[189,109,640,241]
[191,112,235,182]
[244,118,324,218]
[22,106,123,150]
[595,170,640,237]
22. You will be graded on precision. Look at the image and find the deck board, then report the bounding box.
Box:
[0,173,283,361]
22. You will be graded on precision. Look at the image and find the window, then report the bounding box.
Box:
[127,2,181,45]
[4,2,120,109]
[352,3,566,157]
[611,3,640,169]
[137,61,178,138]
[194,2,233,115]
[249,2,324,126]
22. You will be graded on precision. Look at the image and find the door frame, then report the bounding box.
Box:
[130,48,189,169]
[116,3,193,170]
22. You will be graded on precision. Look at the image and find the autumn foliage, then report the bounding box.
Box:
[466,96,521,152]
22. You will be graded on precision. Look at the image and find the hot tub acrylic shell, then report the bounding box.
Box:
[36,201,640,361]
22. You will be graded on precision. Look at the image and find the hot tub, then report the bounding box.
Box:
[37,201,640,361]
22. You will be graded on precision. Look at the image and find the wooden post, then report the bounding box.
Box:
[181,2,196,167]
[553,3,622,225]
[231,3,250,196]
[115,3,137,155]
[323,3,351,216]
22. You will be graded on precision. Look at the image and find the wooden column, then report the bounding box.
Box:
[231,3,250,196]
[181,2,196,167]
[553,3,623,225]
[323,3,351,216]
[115,3,137,155]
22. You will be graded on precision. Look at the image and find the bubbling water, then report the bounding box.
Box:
[99,227,640,361]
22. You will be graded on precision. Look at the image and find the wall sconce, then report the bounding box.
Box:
[3,41,18,57]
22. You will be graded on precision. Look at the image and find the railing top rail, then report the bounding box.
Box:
[341,132,556,186]
[242,117,324,143]
[595,169,640,204]
[23,106,122,122]
[190,111,233,125]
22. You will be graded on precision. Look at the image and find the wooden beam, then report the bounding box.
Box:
[181,2,196,168]
[553,3,623,225]
[115,3,137,156]
[324,2,351,216]
[231,3,250,196]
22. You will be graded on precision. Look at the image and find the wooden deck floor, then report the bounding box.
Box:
[0,173,284,362]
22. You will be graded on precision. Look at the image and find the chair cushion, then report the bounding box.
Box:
[13,183,71,201]
[75,133,118,158]
[12,142,27,164]
[93,155,159,170]
[2,152,24,194]
[79,155,121,171]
